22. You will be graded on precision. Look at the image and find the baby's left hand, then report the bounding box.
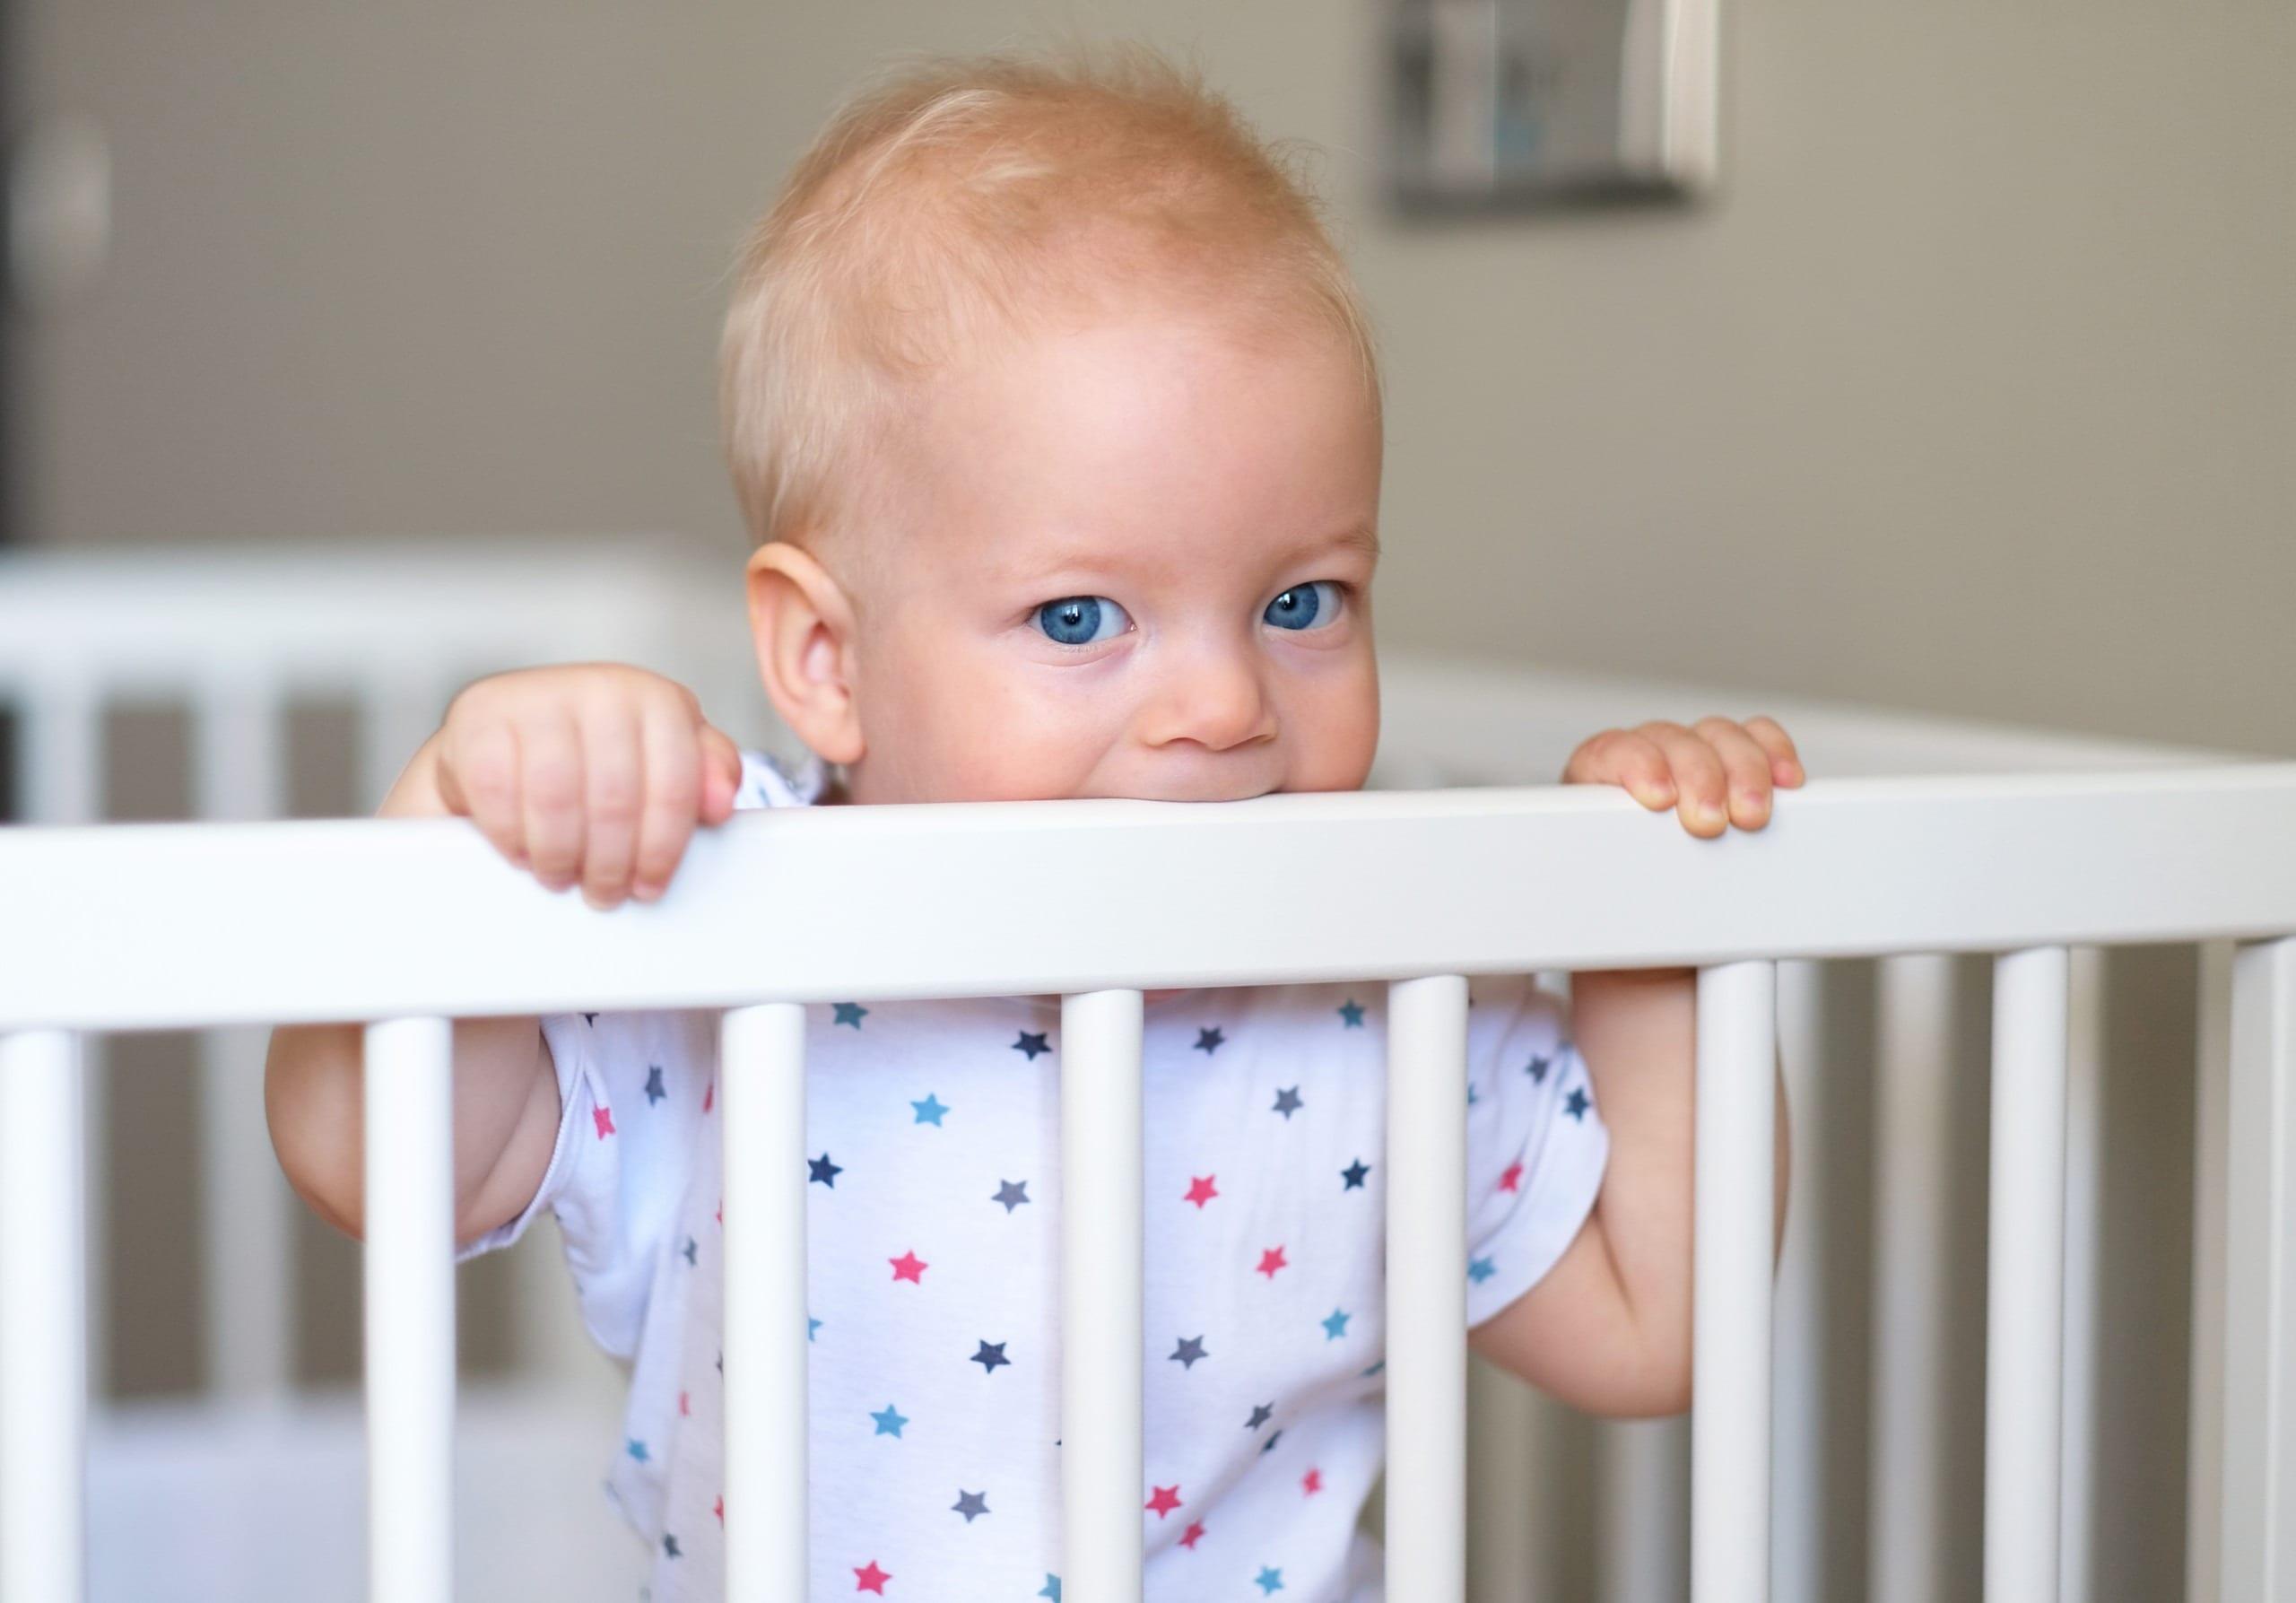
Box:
[1562,716,1805,839]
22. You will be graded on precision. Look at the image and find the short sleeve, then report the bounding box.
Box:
[450,1008,718,1361]
[1460,975,1610,1329]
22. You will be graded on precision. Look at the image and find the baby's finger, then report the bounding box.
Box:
[578,702,646,910]
[520,707,587,893]
[1643,721,1730,837]
[448,718,527,868]
[631,698,703,902]
[1744,716,1805,786]
[1562,729,1677,809]
[698,726,744,825]
[1694,718,1779,830]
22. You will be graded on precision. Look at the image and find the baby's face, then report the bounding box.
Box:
[839,310,1382,805]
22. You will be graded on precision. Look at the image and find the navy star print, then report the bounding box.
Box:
[1013,1030,1051,1060]
[1194,1026,1225,1054]
[832,1002,867,1028]
[1341,1158,1370,1189]
[808,1152,842,1187]
[1337,998,1365,1026]
[971,1340,1010,1374]
[644,1065,666,1105]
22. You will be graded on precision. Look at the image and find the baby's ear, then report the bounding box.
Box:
[745,540,865,766]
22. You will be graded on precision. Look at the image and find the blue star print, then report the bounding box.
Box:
[1337,998,1365,1027]
[1321,1308,1351,1340]
[871,1404,909,1437]
[1468,1256,1496,1284]
[911,1093,948,1126]
[1013,1031,1051,1060]
[626,1438,648,1463]
[1256,1565,1285,1594]
[808,1317,822,1342]
[808,1152,842,1188]
[1272,1086,1303,1119]
[832,1002,867,1028]
[1195,1026,1225,1054]
[1039,1578,1062,1601]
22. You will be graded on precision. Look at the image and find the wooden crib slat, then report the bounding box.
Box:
[2220,936,2296,1597]
[721,1001,809,1603]
[0,1027,89,1603]
[1691,959,1777,1603]
[1387,973,1470,1600]
[1061,989,1146,1603]
[362,1016,457,1603]
[1984,946,2070,1602]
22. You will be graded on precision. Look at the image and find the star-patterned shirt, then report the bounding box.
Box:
[457,750,1611,1602]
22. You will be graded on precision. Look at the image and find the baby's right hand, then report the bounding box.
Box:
[411,664,745,910]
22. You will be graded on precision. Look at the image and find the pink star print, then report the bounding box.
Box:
[713,1494,724,1525]
[1180,1520,1206,1549]
[1497,1160,1524,1193]
[592,1105,615,1139]
[1302,1468,1323,1495]
[703,1081,714,1114]
[1256,1246,1288,1279]
[890,1250,927,1284]
[678,1390,690,1417]
[1146,1485,1183,1519]
[1184,1176,1219,1208]
[855,1559,891,1593]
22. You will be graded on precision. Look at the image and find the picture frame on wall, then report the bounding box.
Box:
[1387,0,1719,212]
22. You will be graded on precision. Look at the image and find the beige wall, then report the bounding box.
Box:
[10,7,2279,1595]
[14,1,2292,755]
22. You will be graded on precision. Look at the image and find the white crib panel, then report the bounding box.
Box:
[720,1002,808,1602]
[1983,947,2070,1603]
[2187,940,2235,1603]
[1868,954,1958,1603]
[1386,974,1471,1601]
[1,1028,90,1603]
[1059,989,1147,1603]
[2220,937,2295,1598]
[361,1016,456,1603]
[1596,1416,1688,1603]
[1690,961,1777,1603]
[2057,947,2106,1601]
[1768,959,1827,1603]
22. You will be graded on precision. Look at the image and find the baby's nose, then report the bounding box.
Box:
[1143,651,1278,753]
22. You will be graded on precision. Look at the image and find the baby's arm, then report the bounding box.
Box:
[1470,718,1799,1417]
[263,665,744,1249]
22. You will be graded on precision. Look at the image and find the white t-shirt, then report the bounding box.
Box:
[459,751,1610,1603]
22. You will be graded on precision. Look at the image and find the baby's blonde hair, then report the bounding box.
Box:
[717,41,1381,554]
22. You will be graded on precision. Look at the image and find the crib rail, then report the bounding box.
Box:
[4,766,2295,1602]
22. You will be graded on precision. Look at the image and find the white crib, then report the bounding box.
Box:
[0,536,2288,1603]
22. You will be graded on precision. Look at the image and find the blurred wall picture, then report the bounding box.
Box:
[1387,0,1718,209]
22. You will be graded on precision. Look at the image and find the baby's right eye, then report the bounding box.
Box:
[1035,596,1131,647]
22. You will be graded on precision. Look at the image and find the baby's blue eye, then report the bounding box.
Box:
[1035,596,1131,646]
[1264,581,1343,631]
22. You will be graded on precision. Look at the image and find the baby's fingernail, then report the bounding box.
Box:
[1694,801,1726,829]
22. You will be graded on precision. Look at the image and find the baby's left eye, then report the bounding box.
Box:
[1263,581,1344,632]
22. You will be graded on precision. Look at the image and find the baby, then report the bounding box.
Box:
[266,44,1798,1603]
